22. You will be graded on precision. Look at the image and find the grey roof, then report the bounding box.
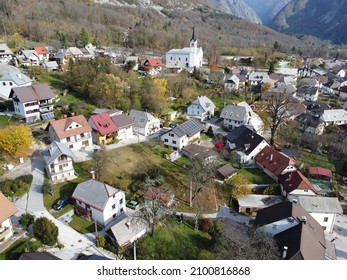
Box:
[10,84,56,102]
[223,126,265,155]
[321,109,347,122]
[191,95,216,112]
[0,44,14,55]
[72,179,122,211]
[67,47,84,56]
[107,212,148,247]
[298,196,343,214]
[238,194,284,209]
[217,164,236,178]
[225,74,240,84]
[110,114,134,129]
[170,118,203,138]
[220,104,249,121]
[21,49,39,59]
[298,86,319,96]
[130,109,158,128]
[42,141,75,165]
[182,144,210,159]
[42,61,59,69]
[0,71,32,85]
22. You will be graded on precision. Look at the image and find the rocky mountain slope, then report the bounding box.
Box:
[244,0,291,24]
[269,0,347,44]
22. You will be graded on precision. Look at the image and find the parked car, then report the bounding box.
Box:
[53,196,70,211]
[126,200,139,210]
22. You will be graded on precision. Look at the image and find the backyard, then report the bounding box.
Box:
[136,219,214,260]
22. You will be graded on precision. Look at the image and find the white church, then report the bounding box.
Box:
[166,27,203,69]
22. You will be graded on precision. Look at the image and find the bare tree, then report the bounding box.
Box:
[131,186,175,236]
[258,90,297,146]
[92,146,110,181]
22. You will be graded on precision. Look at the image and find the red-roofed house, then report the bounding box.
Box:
[279,170,318,197]
[33,46,49,61]
[255,146,296,181]
[48,115,93,151]
[88,113,118,145]
[141,58,164,75]
[0,192,18,242]
[308,167,333,181]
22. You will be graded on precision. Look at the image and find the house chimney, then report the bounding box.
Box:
[126,221,131,229]
[269,153,273,162]
[90,169,95,180]
[282,246,288,259]
[71,112,75,117]
[301,216,307,224]
[63,114,67,118]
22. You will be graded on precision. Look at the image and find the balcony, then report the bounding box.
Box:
[0,227,11,241]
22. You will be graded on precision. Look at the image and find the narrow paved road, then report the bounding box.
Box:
[13,156,115,260]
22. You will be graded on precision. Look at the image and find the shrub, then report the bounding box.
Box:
[42,182,53,196]
[33,217,59,246]
[19,213,35,230]
[96,235,106,248]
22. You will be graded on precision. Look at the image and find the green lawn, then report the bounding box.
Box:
[238,168,275,185]
[0,237,36,260]
[0,115,11,128]
[69,215,102,235]
[297,148,336,172]
[136,219,214,260]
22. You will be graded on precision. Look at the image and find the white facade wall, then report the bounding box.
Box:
[0,80,32,100]
[304,92,319,102]
[0,218,14,241]
[161,132,188,150]
[47,156,75,183]
[117,127,134,141]
[308,212,336,234]
[223,117,248,130]
[239,141,269,165]
[282,188,317,198]
[49,127,93,151]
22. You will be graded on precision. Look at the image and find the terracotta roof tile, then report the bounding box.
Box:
[279,171,318,194]
[49,115,92,140]
[0,192,18,223]
[89,113,118,136]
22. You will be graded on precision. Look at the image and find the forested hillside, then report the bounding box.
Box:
[0,0,338,58]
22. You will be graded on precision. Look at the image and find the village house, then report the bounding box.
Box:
[297,114,325,135]
[0,68,32,100]
[17,49,40,66]
[166,27,203,69]
[298,86,320,102]
[106,213,148,247]
[297,196,343,234]
[255,145,297,181]
[109,112,134,141]
[220,101,263,134]
[304,101,330,117]
[130,109,160,136]
[224,74,240,92]
[72,176,126,227]
[141,58,164,75]
[42,61,59,72]
[279,170,319,198]
[48,115,93,151]
[247,71,269,86]
[186,95,216,122]
[238,194,284,215]
[10,83,56,122]
[254,201,333,260]
[320,109,347,126]
[0,43,14,63]
[88,113,118,145]
[0,192,18,243]
[33,46,50,61]
[42,141,76,183]
[223,126,269,166]
[161,118,204,151]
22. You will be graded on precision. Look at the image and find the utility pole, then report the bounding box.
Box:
[133,241,137,260]
[189,179,193,208]
[94,218,98,244]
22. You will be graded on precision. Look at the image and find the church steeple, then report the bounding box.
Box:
[190,26,197,48]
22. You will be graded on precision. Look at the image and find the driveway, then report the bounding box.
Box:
[327,213,347,260]
[12,156,115,260]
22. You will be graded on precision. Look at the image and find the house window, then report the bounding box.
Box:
[169,133,174,137]
[112,204,116,210]
[67,137,71,142]
[120,198,123,204]
[324,217,328,222]
[9,82,12,86]
[172,140,177,144]
[304,190,308,192]
[69,144,73,149]
[323,226,327,230]
[164,139,168,142]
[113,214,116,218]
[2,82,5,86]
[120,208,124,212]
